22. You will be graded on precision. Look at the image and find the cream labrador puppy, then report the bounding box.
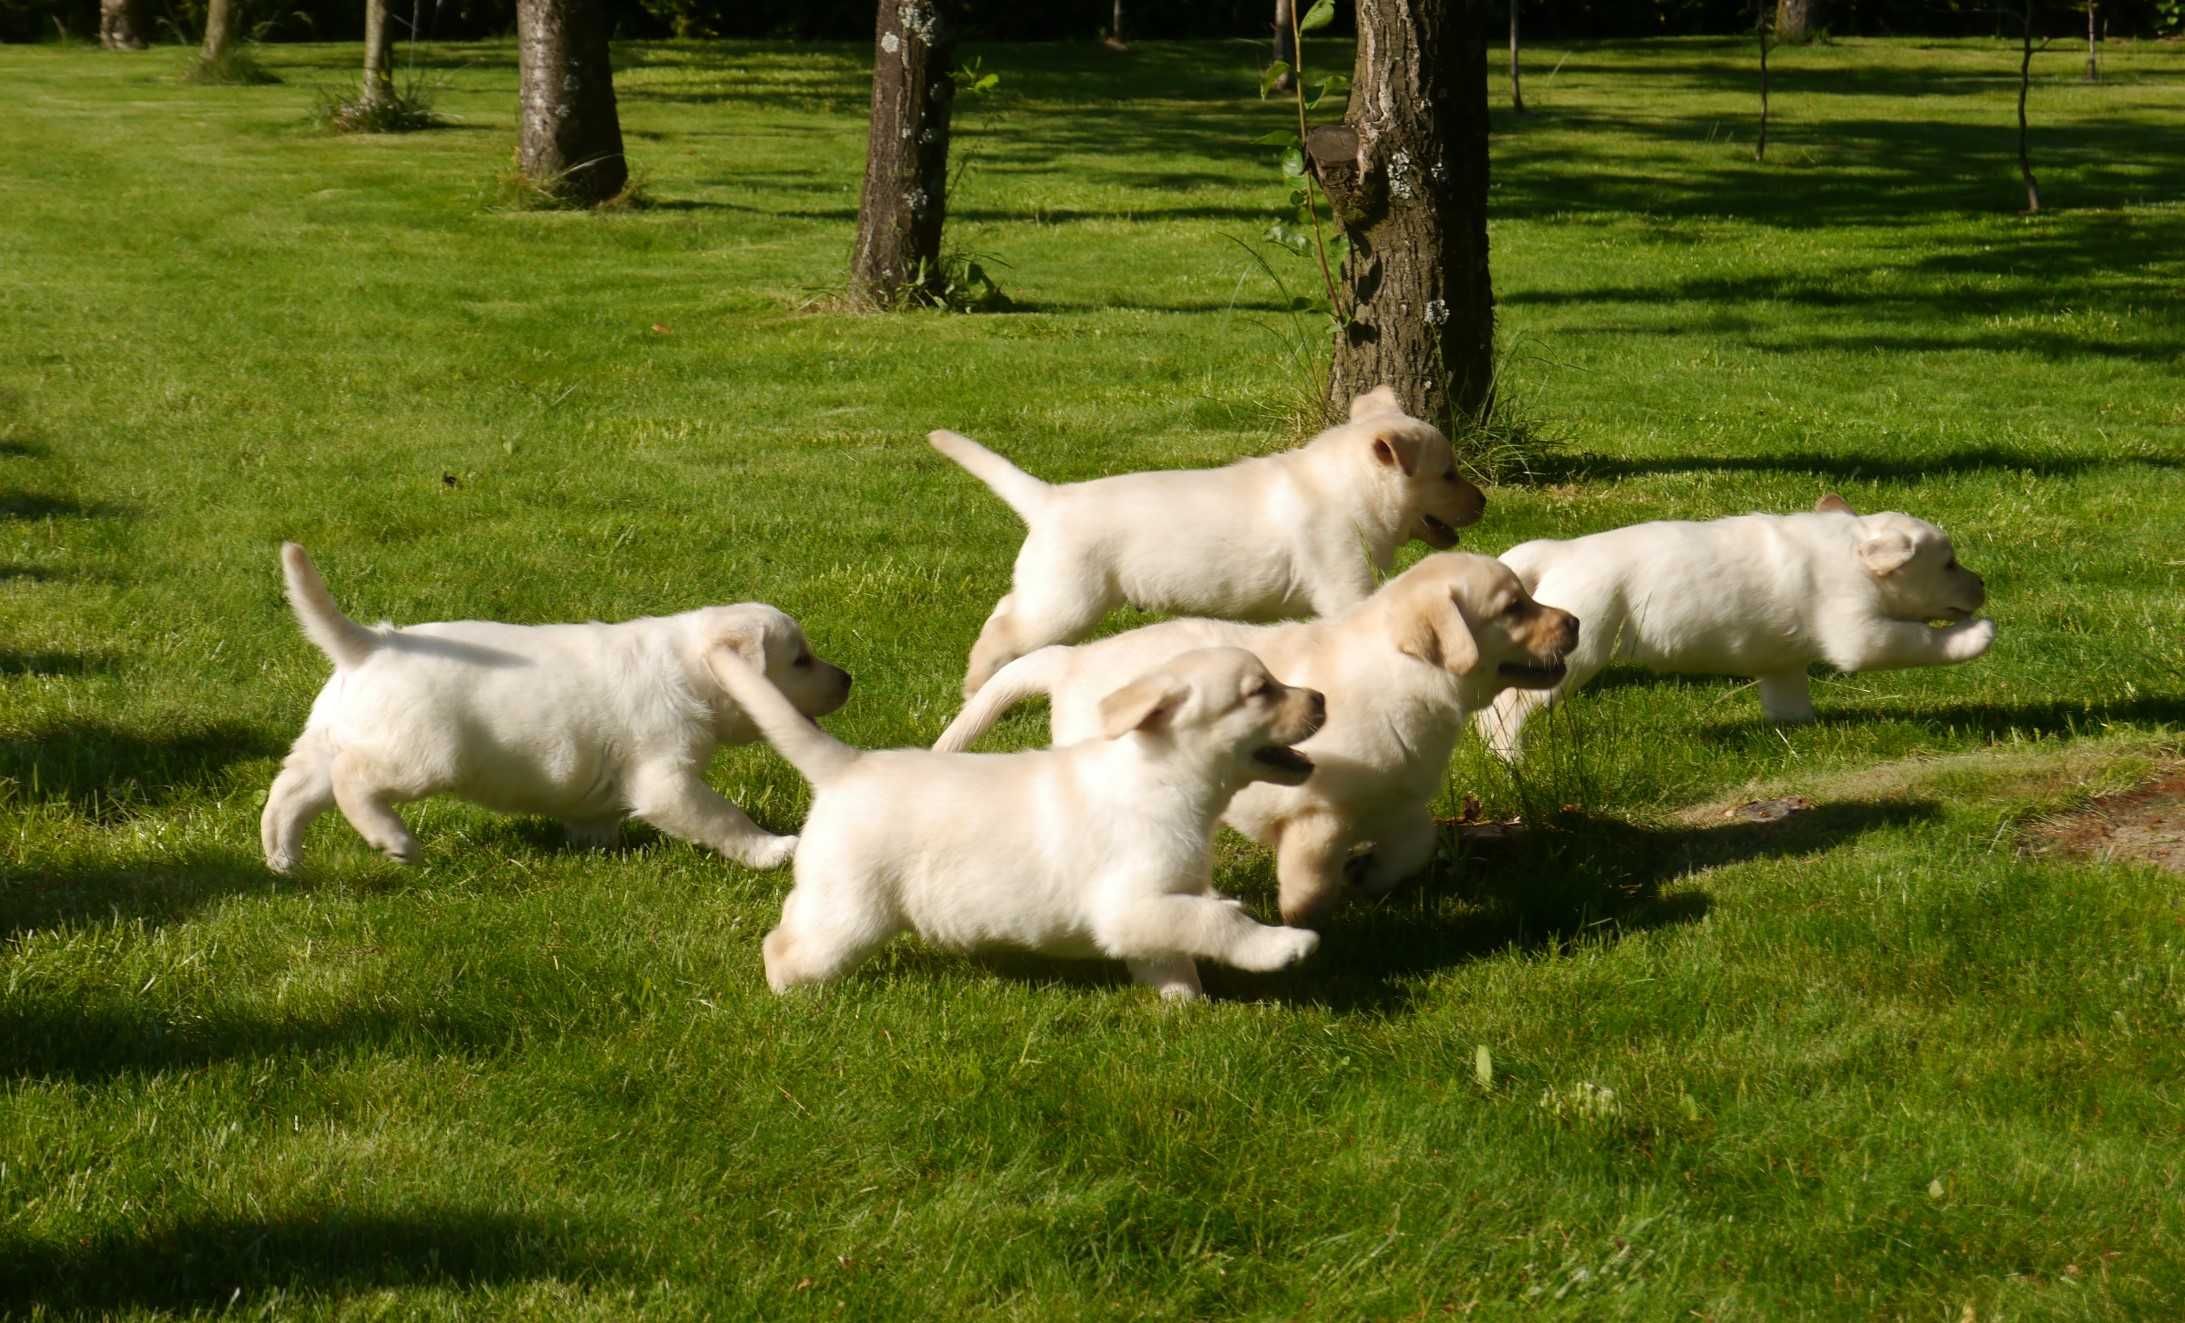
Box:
[261,544,849,873]
[935,554,1579,926]
[1477,495,1995,758]
[932,385,1488,696]
[715,645,1326,1000]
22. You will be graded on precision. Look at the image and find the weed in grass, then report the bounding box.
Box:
[181,45,279,86]
[315,77,441,134]
[485,161,650,212]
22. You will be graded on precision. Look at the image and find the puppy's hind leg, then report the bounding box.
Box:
[261,731,337,873]
[963,571,1111,698]
[1352,810,1438,898]
[1756,670,1816,723]
[627,764,796,869]
[762,865,901,992]
[329,750,425,865]
[1126,955,1205,1002]
[1477,686,1551,762]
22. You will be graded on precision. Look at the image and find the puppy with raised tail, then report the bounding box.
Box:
[714,645,1326,1000]
[1477,494,1995,758]
[936,554,1579,926]
[261,544,850,872]
[932,385,1487,696]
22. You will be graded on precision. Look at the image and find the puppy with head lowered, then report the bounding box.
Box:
[714,646,1326,1000]
[261,544,849,873]
[936,554,1579,926]
[932,385,1487,696]
[1477,495,1995,759]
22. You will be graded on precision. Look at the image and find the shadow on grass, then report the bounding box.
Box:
[0,650,114,677]
[1544,444,2183,484]
[0,438,47,459]
[1700,694,2185,742]
[0,564,59,582]
[0,492,98,520]
[0,720,282,824]
[0,1208,623,1314]
[0,995,521,1083]
[1209,797,1942,1012]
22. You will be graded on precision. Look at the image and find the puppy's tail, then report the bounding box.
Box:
[709,650,861,787]
[929,429,1048,524]
[933,646,1066,753]
[280,543,380,670]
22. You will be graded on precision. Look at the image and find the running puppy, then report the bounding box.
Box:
[716,645,1326,1000]
[936,554,1578,926]
[1477,495,1994,758]
[932,385,1487,696]
[261,543,849,873]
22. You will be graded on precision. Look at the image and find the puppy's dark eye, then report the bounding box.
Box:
[1501,600,1523,617]
[1945,558,1959,571]
[1443,469,1460,483]
[793,655,813,669]
[1248,683,1272,700]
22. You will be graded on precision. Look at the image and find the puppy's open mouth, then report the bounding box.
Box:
[1251,744,1316,784]
[1418,514,1462,549]
[1497,660,1568,688]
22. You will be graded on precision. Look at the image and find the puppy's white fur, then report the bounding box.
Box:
[261,544,850,872]
[1477,495,1994,758]
[936,554,1579,925]
[717,645,1326,1000]
[932,385,1488,696]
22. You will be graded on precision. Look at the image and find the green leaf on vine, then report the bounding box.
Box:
[1258,60,1292,98]
[1298,0,1337,35]
[1254,129,1299,147]
[1280,146,1307,178]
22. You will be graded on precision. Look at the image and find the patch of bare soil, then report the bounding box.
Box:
[2024,769,2185,874]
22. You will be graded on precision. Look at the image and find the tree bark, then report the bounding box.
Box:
[1507,0,1524,112]
[2018,0,2041,213]
[363,0,398,105]
[515,0,629,206]
[99,0,147,49]
[1272,0,1296,92]
[1755,13,1770,161]
[200,0,239,64]
[848,0,959,308]
[1321,0,1494,429]
[1773,0,1817,42]
[2084,2,2098,81]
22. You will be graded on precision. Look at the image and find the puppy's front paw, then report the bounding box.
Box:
[739,834,798,870]
[1944,617,1997,661]
[1236,925,1320,973]
[264,851,296,876]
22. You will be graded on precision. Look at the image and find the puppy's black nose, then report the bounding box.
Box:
[1309,690,1327,721]
[839,670,854,694]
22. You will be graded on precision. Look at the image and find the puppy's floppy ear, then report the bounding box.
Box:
[1349,385,1403,420]
[1395,590,1482,675]
[1857,530,1916,577]
[1816,493,1857,515]
[1098,674,1189,740]
[702,625,768,690]
[1372,431,1423,476]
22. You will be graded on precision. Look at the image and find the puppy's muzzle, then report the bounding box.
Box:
[1251,686,1325,786]
[1496,610,1578,689]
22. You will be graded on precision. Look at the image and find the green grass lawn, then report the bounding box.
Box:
[3,31,2182,1319]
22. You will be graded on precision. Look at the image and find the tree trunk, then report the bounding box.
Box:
[1773,0,1817,42]
[515,0,629,206]
[1112,0,1123,42]
[1507,0,1524,112]
[200,0,239,64]
[1755,14,1770,161]
[1272,0,1296,93]
[2018,0,2041,213]
[99,0,147,49]
[2084,2,2098,81]
[848,0,959,308]
[363,0,398,105]
[1319,0,1494,429]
